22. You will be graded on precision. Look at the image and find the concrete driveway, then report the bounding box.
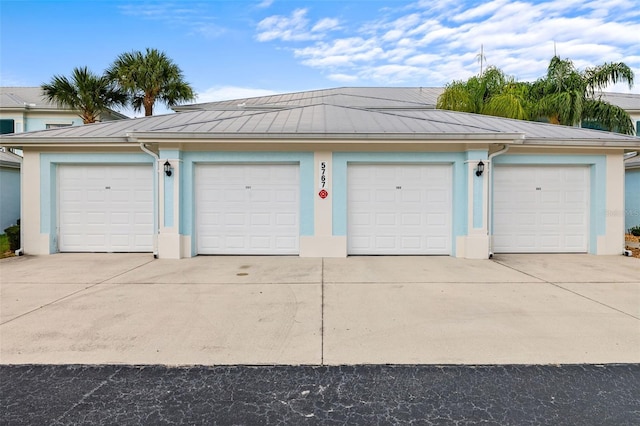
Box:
[1,254,638,365]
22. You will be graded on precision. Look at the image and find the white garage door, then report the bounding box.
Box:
[348,164,452,255]
[196,164,299,255]
[58,165,153,252]
[493,165,590,253]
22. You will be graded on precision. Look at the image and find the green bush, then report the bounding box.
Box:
[630,226,640,237]
[3,223,20,252]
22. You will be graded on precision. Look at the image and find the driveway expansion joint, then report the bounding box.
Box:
[492,259,640,321]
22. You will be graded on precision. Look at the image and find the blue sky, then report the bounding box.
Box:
[1,0,639,115]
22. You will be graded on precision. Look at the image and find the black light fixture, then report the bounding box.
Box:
[164,160,172,177]
[475,160,485,177]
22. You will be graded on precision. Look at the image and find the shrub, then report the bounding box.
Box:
[629,226,640,237]
[4,222,20,252]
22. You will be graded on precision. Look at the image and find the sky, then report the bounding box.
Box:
[1,0,639,116]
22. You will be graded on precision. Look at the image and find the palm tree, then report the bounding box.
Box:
[106,48,195,116]
[437,66,532,120]
[437,56,635,134]
[532,56,635,134]
[41,67,127,124]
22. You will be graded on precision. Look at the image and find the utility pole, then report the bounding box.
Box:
[476,44,486,75]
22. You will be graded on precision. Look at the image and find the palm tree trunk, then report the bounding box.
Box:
[144,95,154,116]
[548,115,561,125]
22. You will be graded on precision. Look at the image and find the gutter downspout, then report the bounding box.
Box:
[487,144,510,259]
[138,142,160,258]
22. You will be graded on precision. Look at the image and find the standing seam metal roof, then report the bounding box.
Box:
[1,87,639,144]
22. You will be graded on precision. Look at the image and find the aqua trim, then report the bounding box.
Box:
[40,153,155,254]
[159,151,181,229]
[159,149,182,159]
[493,154,606,254]
[473,173,483,228]
[625,169,640,230]
[164,174,174,227]
[332,152,468,255]
[180,152,314,256]
[466,151,488,230]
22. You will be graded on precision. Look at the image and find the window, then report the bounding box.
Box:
[0,119,15,134]
[46,123,72,129]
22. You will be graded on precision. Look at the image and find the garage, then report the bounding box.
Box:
[347,164,452,255]
[58,165,154,252]
[492,165,590,253]
[196,164,300,254]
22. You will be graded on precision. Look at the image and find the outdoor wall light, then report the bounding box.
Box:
[476,160,485,177]
[164,160,172,177]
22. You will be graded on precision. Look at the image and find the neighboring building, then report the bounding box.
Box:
[0,87,128,134]
[600,92,640,136]
[1,87,639,259]
[0,148,22,231]
[625,155,640,231]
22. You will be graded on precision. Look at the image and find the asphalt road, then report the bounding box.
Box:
[2,364,639,425]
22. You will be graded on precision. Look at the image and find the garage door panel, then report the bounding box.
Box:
[376,213,396,226]
[401,213,421,226]
[427,213,447,226]
[401,190,422,203]
[493,165,589,253]
[196,164,299,255]
[427,237,447,251]
[224,189,246,203]
[348,164,452,255]
[565,213,586,225]
[276,213,297,226]
[58,165,153,252]
[427,190,448,203]
[275,190,297,203]
[541,213,561,225]
[250,213,270,226]
[376,189,396,202]
[275,236,297,250]
[250,236,270,249]
[401,237,421,249]
[375,236,395,249]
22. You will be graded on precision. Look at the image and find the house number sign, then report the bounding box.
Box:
[319,161,329,199]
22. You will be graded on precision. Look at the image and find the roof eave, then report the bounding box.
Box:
[0,137,131,147]
[129,131,527,141]
[522,138,640,148]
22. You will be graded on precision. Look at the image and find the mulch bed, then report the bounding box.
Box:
[625,234,640,259]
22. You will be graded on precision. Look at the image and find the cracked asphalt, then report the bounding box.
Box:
[2,364,639,425]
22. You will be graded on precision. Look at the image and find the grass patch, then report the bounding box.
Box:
[0,234,14,259]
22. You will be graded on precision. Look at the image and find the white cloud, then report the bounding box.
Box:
[256,8,340,42]
[312,18,340,32]
[196,86,281,103]
[118,3,227,40]
[254,0,640,92]
[452,0,510,22]
[256,0,274,9]
[327,73,360,83]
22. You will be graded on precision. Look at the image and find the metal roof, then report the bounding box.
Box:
[626,154,640,168]
[174,87,445,111]
[0,87,59,110]
[0,149,22,167]
[175,87,640,113]
[600,92,640,111]
[1,88,639,147]
[0,87,129,119]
